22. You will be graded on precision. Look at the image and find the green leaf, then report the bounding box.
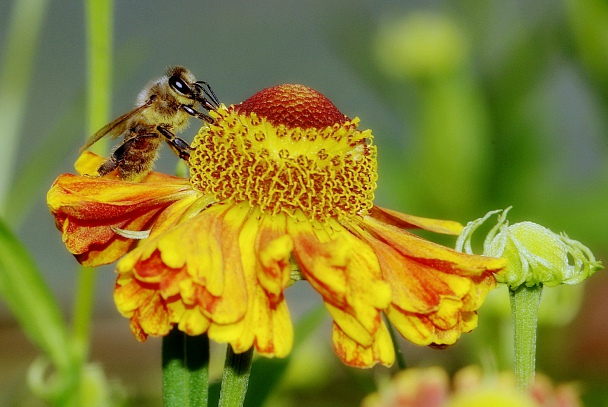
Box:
[0,216,71,372]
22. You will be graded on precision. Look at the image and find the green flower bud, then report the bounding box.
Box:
[456,208,602,289]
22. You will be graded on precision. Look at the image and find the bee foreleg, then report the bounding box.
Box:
[156,125,191,160]
[181,105,214,123]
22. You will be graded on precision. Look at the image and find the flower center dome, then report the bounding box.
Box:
[189,84,377,222]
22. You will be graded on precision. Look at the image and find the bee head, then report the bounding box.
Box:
[167,66,218,111]
[167,66,196,100]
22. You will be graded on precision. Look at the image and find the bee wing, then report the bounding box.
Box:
[79,99,153,152]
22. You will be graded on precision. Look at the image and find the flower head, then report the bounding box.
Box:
[48,84,505,367]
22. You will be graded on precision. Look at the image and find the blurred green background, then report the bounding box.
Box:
[0,0,607,405]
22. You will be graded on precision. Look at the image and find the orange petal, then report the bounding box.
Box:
[47,171,194,266]
[358,216,502,346]
[362,216,505,277]
[363,236,460,313]
[370,206,463,235]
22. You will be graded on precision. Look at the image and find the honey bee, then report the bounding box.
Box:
[80,66,219,182]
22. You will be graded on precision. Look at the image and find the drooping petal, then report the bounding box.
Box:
[114,273,173,341]
[290,215,391,361]
[358,216,503,346]
[47,153,195,266]
[115,201,296,354]
[332,320,395,368]
[363,216,505,278]
[118,203,249,328]
[370,206,463,235]
[226,210,294,357]
[255,214,293,304]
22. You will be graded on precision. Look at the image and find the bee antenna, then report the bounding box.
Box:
[194,81,220,108]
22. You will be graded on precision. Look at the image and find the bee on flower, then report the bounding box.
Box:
[48,83,505,367]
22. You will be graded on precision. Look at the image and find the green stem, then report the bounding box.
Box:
[218,346,254,407]
[162,328,210,407]
[509,284,542,392]
[383,314,407,370]
[85,0,113,139]
[70,0,114,382]
[76,0,114,339]
[71,266,97,364]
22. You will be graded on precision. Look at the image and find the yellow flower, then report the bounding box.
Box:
[48,84,505,367]
[361,365,582,407]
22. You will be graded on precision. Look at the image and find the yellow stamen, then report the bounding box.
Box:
[189,107,378,222]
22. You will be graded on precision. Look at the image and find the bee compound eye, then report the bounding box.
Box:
[169,75,190,95]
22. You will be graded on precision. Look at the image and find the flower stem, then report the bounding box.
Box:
[509,284,542,392]
[383,314,407,370]
[85,0,113,139]
[69,0,114,393]
[162,328,210,407]
[71,266,97,363]
[218,346,254,407]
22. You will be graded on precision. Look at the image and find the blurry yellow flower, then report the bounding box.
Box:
[362,366,582,407]
[48,84,504,367]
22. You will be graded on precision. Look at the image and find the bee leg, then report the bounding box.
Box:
[97,139,133,177]
[96,137,136,176]
[156,125,191,160]
[97,135,156,177]
[97,158,119,177]
[181,104,214,123]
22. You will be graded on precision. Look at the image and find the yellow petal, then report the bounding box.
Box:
[228,210,295,357]
[386,305,435,346]
[291,219,391,341]
[118,203,250,326]
[178,307,211,336]
[332,321,395,368]
[255,213,292,302]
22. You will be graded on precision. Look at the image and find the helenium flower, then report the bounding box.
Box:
[48,84,506,368]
